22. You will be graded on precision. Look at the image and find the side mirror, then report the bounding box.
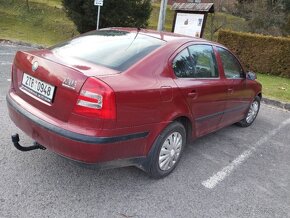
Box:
[246,71,257,80]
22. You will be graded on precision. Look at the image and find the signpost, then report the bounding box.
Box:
[171,3,214,38]
[174,13,205,38]
[94,0,103,30]
[157,0,168,31]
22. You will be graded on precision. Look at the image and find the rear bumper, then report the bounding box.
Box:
[6,92,149,163]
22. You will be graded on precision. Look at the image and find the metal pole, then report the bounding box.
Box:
[157,0,168,31]
[96,6,101,30]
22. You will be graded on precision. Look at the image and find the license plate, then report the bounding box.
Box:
[21,73,55,103]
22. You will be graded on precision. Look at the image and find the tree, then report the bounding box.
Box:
[62,0,152,33]
[26,0,30,11]
[208,13,227,40]
[281,0,290,35]
[235,0,288,36]
[283,0,290,11]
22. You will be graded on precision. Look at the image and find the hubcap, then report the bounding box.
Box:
[159,132,182,171]
[246,101,259,123]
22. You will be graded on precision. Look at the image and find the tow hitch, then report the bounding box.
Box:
[11,134,46,151]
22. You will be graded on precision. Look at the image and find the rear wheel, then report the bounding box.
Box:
[148,122,186,178]
[237,96,260,127]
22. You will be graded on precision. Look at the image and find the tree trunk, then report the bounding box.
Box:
[26,0,30,11]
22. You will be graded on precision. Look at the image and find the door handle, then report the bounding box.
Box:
[188,90,197,98]
[227,88,234,94]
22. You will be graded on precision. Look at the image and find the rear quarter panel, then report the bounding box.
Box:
[100,41,193,153]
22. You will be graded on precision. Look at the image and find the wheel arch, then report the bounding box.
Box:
[173,116,193,143]
[142,115,193,173]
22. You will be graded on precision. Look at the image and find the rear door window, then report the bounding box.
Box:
[172,49,192,78]
[188,45,219,78]
[172,45,219,78]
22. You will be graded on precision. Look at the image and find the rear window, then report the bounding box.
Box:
[51,30,165,71]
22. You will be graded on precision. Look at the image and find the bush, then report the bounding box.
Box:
[62,0,152,33]
[218,30,290,78]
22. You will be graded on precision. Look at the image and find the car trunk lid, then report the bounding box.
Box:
[12,50,119,122]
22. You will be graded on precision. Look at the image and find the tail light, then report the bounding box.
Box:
[73,77,116,119]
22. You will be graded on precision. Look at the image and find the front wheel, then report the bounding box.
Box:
[148,122,186,179]
[237,96,260,127]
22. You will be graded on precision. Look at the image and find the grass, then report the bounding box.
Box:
[29,0,62,7]
[0,1,247,45]
[0,0,78,46]
[148,3,175,31]
[148,4,248,41]
[257,73,290,103]
[149,4,290,102]
[0,1,289,103]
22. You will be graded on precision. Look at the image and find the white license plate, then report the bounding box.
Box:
[21,73,55,103]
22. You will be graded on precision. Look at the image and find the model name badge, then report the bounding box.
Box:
[62,78,77,90]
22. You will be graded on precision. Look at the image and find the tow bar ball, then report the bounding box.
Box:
[11,134,46,152]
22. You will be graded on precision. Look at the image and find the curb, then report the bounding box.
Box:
[0,39,45,49]
[262,97,290,111]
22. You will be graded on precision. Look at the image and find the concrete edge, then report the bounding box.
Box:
[262,98,290,111]
[0,39,45,49]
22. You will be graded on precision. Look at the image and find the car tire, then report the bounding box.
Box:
[236,96,260,127]
[148,122,186,179]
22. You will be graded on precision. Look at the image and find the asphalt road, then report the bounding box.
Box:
[0,42,290,218]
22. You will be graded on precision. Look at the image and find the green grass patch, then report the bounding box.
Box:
[29,0,62,7]
[257,73,290,103]
[204,13,248,41]
[148,3,175,31]
[148,4,248,41]
[0,0,78,46]
[0,1,248,46]
[1,1,288,103]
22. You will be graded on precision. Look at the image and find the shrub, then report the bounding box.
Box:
[62,0,152,33]
[218,30,290,78]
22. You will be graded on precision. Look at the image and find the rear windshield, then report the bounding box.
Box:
[51,30,165,71]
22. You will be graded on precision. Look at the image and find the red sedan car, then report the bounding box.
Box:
[7,28,262,178]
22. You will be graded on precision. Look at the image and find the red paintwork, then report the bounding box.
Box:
[7,28,262,164]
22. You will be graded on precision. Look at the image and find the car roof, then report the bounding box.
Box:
[103,27,210,43]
